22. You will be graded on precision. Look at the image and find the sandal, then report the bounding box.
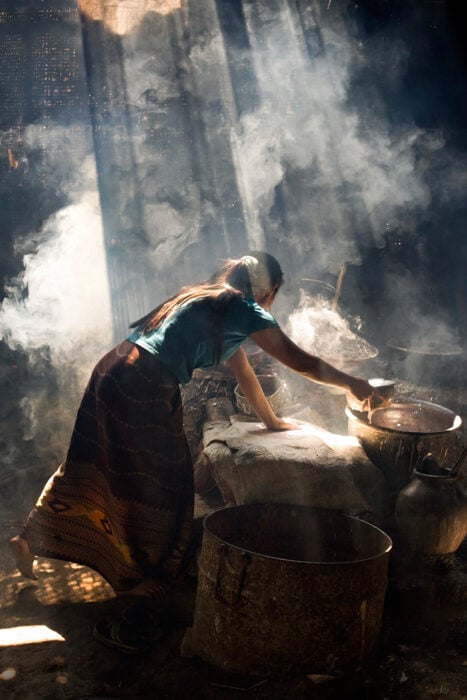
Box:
[121,604,165,642]
[93,619,152,655]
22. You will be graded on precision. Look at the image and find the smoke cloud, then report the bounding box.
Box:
[0,123,111,488]
[230,11,430,265]
[1,127,112,370]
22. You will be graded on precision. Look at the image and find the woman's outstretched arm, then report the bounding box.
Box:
[250,327,375,410]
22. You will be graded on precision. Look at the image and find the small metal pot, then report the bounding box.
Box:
[368,378,395,401]
[346,378,395,412]
[234,374,288,416]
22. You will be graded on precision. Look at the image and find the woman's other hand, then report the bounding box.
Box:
[226,347,293,429]
[264,417,304,431]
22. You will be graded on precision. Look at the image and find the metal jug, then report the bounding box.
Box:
[395,447,467,555]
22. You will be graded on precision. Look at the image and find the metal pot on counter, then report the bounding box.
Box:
[346,400,463,504]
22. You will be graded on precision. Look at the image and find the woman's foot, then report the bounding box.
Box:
[9,535,38,580]
[93,606,165,655]
[93,619,152,655]
[123,578,172,602]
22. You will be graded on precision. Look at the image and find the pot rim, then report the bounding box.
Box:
[345,400,462,436]
[323,341,379,364]
[386,338,464,356]
[413,469,458,481]
[203,504,393,565]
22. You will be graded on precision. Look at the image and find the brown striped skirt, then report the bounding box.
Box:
[22,340,194,594]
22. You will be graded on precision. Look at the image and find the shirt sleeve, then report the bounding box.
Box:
[237,297,280,334]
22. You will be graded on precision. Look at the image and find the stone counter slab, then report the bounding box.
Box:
[199,417,385,519]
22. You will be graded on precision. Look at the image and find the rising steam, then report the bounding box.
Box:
[287,291,377,365]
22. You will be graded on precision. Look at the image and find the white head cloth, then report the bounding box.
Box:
[241,255,272,300]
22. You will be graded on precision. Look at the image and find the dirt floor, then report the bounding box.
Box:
[1,501,467,700]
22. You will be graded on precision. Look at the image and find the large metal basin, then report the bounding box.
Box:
[185,504,392,675]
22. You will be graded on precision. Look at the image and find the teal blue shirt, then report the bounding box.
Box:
[128,295,279,384]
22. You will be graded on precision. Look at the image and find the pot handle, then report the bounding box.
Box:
[215,544,250,606]
[450,445,467,479]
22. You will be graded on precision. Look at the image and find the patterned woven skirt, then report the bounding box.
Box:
[22,340,194,594]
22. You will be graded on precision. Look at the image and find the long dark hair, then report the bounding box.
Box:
[129,251,283,361]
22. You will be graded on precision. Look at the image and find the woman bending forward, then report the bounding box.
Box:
[10,251,379,652]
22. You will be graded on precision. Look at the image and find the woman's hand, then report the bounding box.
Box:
[264,417,303,431]
[346,378,383,412]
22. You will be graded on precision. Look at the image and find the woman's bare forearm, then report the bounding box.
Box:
[225,347,294,429]
[250,327,373,402]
